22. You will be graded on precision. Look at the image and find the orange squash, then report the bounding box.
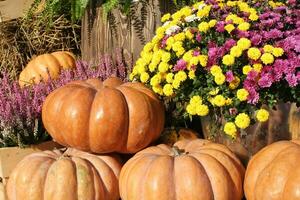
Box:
[19,51,76,87]
[42,77,165,153]
[6,148,122,200]
[119,139,245,200]
[244,140,300,200]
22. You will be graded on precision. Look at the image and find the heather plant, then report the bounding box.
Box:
[0,49,128,147]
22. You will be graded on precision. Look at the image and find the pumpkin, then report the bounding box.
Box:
[156,128,199,146]
[6,148,122,200]
[42,77,165,153]
[244,140,300,200]
[119,139,245,200]
[19,51,76,87]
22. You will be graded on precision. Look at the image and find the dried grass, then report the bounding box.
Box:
[0,14,81,78]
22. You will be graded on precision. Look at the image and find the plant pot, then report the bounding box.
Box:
[0,141,61,200]
[201,103,298,165]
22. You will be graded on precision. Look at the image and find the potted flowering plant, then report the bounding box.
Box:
[130,0,300,162]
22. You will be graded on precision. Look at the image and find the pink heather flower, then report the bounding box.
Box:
[226,71,234,82]
[196,33,202,42]
[224,39,236,51]
[286,74,298,87]
[273,59,286,81]
[216,21,225,32]
[174,59,187,71]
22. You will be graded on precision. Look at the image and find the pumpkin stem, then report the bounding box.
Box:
[172,146,186,156]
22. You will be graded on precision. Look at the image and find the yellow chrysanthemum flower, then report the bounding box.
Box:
[140,72,150,83]
[190,95,202,105]
[247,47,261,60]
[166,73,174,83]
[237,38,251,50]
[150,75,161,86]
[210,65,222,76]
[261,53,275,65]
[230,46,243,58]
[163,84,174,96]
[196,104,209,116]
[237,22,250,31]
[213,95,226,107]
[174,32,185,42]
[243,65,253,75]
[198,55,208,67]
[185,30,194,39]
[224,122,237,138]
[152,85,163,95]
[186,103,197,115]
[209,19,217,27]
[253,63,263,72]
[225,24,235,33]
[237,89,249,101]
[263,45,274,53]
[188,70,196,79]
[158,62,169,73]
[256,109,269,122]
[235,113,250,129]
[272,47,284,57]
[222,54,235,66]
[161,13,171,22]
[198,22,210,33]
[174,71,187,82]
[214,73,226,85]
[172,79,181,89]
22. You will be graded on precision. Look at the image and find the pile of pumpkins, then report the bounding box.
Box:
[8,52,300,200]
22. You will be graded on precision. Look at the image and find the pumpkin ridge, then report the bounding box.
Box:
[253,144,299,198]
[192,152,235,200]
[125,155,158,200]
[139,155,165,200]
[76,155,117,199]
[117,86,153,153]
[193,150,243,199]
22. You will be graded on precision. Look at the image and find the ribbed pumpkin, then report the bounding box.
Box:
[19,51,76,87]
[6,148,122,200]
[42,77,165,153]
[119,139,245,200]
[244,140,300,200]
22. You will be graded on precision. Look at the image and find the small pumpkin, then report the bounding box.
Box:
[6,148,122,200]
[244,140,300,200]
[19,51,76,87]
[156,128,199,146]
[42,77,165,153]
[119,139,245,200]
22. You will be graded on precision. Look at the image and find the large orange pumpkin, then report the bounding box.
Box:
[19,51,76,87]
[244,140,300,200]
[42,77,165,153]
[119,139,245,200]
[6,148,122,200]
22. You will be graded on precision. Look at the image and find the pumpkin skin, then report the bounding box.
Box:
[6,148,122,200]
[42,77,165,153]
[119,139,245,200]
[244,140,300,200]
[19,51,76,87]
